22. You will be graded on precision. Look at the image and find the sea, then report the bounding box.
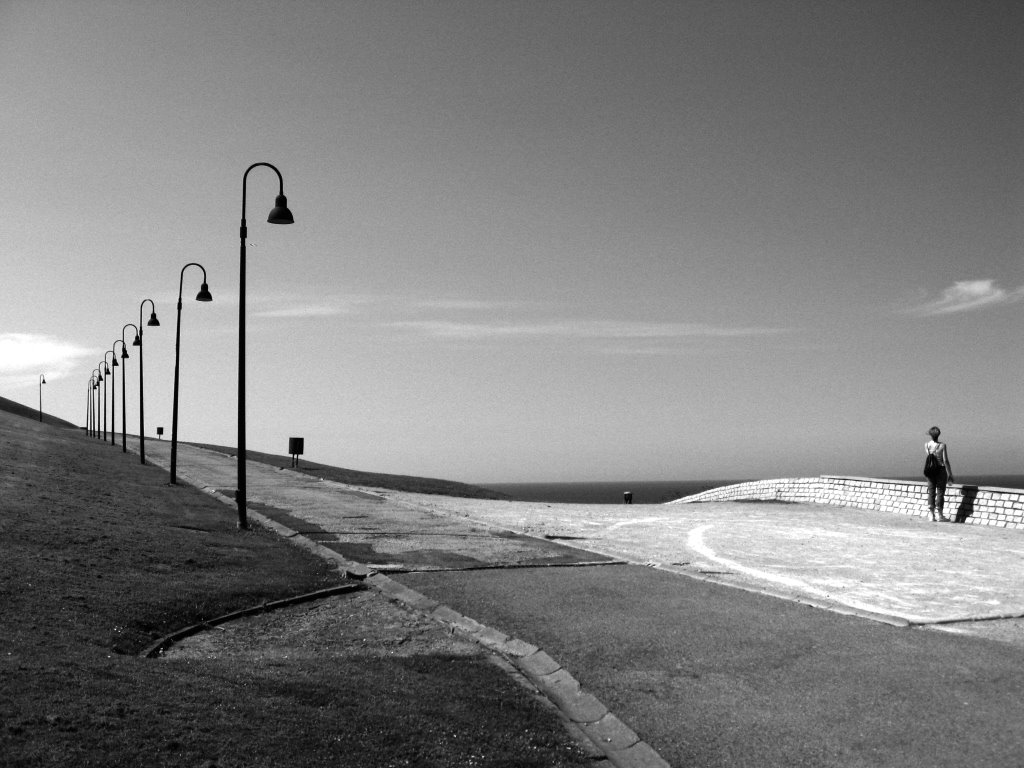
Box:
[480,480,747,505]
[481,475,1024,505]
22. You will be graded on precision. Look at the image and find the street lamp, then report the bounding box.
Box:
[86,377,96,436]
[95,365,107,440]
[105,349,119,447]
[238,162,294,528]
[136,300,160,465]
[38,374,46,422]
[115,338,130,451]
[104,352,117,445]
[92,369,102,439]
[170,263,213,484]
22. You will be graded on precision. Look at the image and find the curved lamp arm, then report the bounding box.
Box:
[242,162,293,224]
[178,263,212,306]
[139,299,160,340]
[122,323,139,351]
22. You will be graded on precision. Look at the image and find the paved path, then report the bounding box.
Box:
[132,440,1024,767]
[135,439,1024,637]
[133,439,615,571]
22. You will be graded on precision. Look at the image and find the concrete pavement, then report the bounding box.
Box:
[383,492,1024,635]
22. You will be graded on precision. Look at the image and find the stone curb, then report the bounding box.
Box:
[138,446,671,768]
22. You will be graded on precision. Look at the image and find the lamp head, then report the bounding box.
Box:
[147,311,160,327]
[267,194,294,224]
[120,346,129,359]
[196,283,213,302]
[132,333,142,347]
[112,357,119,367]
[41,376,46,384]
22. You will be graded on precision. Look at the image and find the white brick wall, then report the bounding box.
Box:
[668,476,1024,530]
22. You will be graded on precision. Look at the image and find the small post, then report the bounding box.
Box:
[624,490,633,504]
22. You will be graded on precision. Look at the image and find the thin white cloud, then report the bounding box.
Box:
[0,333,95,389]
[391,319,786,341]
[254,305,347,319]
[411,298,526,312]
[250,292,384,320]
[903,280,1024,317]
[248,294,525,321]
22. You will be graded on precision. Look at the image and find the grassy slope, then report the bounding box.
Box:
[190,442,511,500]
[0,394,79,429]
[0,404,589,767]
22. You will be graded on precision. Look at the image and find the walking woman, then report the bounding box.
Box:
[925,426,954,522]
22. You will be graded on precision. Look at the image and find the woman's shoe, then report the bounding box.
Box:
[928,510,937,521]
[937,514,949,522]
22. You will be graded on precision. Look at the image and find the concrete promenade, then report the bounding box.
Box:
[132,439,1024,767]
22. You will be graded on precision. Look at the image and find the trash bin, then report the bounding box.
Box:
[288,437,304,467]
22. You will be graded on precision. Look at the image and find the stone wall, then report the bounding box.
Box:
[669,476,1024,529]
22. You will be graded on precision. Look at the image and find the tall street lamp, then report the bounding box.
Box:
[38,374,46,422]
[238,162,294,528]
[136,300,160,464]
[105,349,119,447]
[104,352,118,445]
[86,377,96,436]
[170,263,213,484]
[92,369,102,439]
[115,338,130,451]
[96,364,107,440]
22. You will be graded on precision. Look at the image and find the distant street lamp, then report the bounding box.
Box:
[115,338,130,451]
[92,369,102,439]
[170,263,213,484]
[86,377,96,436]
[237,162,294,528]
[136,300,160,465]
[104,352,117,445]
[105,349,119,447]
[38,374,46,422]
[95,365,106,440]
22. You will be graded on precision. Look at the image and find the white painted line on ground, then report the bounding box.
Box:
[686,524,934,623]
[605,517,674,532]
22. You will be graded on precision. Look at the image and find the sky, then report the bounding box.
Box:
[2,0,1022,484]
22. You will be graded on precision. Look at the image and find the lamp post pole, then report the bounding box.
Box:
[170,264,213,484]
[91,376,99,437]
[87,377,95,436]
[115,338,130,451]
[92,369,102,439]
[238,162,294,529]
[136,300,160,464]
[97,364,107,440]
[105,350,119,447]
[99,373,105,437]
[38,374,46,422]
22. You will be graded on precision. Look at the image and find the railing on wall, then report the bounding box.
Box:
[668,475,1024,530]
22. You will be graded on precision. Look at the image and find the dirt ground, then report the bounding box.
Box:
[162,589,484,663]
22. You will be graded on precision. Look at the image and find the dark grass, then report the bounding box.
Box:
[0,404,592,767]
[0,394,79,429]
